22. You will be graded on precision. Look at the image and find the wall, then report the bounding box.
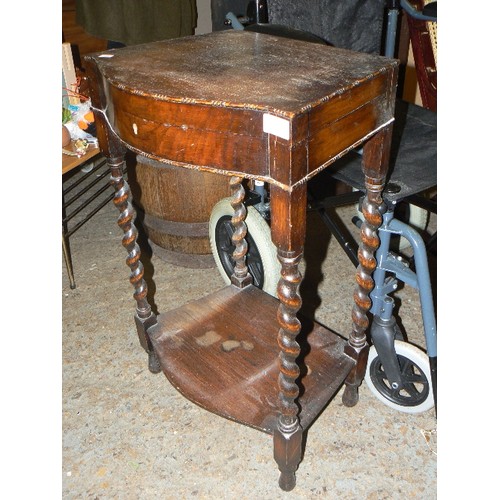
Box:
[196,0,213,34]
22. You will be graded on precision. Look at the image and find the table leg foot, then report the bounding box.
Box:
[279,471,296,492]
[134,313,160,373]
[148,350,162,374]
[342,342,369,407]
[342,385,359,407]
[273,420,303,492]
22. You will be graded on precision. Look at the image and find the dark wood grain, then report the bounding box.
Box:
[149,284,355,433]
[85,31,397,189]
[405,0,437,112]
[88,31,394,113]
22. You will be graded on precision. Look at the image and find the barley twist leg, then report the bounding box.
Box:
[343,127,392,406]
[274,249,304,491]
[229,176,253,288]
[109,156,160,373]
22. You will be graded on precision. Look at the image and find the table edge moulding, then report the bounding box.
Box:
[84,30,398,492]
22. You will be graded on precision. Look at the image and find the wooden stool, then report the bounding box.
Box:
[85,30,397,491]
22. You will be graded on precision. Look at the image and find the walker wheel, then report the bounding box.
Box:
[364,340,434,413]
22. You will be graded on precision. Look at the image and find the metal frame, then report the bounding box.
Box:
[62,156,120,289]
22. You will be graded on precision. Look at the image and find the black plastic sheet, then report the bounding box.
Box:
[211,0,386,54]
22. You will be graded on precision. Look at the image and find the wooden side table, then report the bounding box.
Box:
[85,30,397,491]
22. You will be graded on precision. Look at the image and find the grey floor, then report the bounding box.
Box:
[62,164,437,499]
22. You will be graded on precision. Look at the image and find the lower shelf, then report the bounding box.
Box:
[149,284,355,434]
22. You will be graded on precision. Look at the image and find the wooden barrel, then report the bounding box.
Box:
[128,155,231,268]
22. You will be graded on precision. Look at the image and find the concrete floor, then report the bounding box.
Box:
[62,165,437,499]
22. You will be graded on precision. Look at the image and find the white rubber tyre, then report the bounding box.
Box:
[209,198,280,297]
[364,340,434,414]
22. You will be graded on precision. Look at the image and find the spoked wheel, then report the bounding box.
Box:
[209,198,280,297]
[364,340,434,413]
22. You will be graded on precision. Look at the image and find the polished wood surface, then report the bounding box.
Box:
[86,30,397,188]
[85,30,397,491]
[149,284,355,433]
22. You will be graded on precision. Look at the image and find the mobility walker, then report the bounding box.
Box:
[210,0,437,414]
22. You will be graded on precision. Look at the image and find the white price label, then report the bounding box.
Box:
[263,114,290,140]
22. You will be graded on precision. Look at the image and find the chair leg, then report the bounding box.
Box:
[62,232,76,289]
